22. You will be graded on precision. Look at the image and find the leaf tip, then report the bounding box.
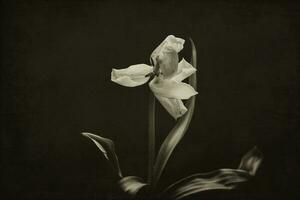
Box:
[239,146,264,176]
[81,132,92,139]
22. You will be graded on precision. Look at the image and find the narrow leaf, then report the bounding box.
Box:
[152,39,198,186]
[148,91,156,183]
[81,132,123,178]
[160,169,249,200]
[238,146,263,176]
[160,147,263,200]
[119,176,147,197]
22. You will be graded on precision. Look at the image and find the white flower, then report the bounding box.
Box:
[111,35,197,119]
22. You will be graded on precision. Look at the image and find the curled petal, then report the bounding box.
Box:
[151,35,185,66]
[111,64,153,87]
[172,58,197,82]
[149,77,198,100]
[154,94,188,119]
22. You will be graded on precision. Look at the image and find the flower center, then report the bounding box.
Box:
[145,57,161,78]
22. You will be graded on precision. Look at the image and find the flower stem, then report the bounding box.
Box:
[147,91,156,185]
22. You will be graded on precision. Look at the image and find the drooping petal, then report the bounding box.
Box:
[154,94,188,119]
[111,64,153,87]
[171,58,197,82]
[151,35,185,67]
[149,77,198,100]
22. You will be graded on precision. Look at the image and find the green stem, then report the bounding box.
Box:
[147,91,156,185]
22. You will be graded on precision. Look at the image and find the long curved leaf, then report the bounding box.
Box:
[152,39,198,186]
[119,176,147,197]
[160,169,248,200]
[81,132,123,178]
[159,147,263,200]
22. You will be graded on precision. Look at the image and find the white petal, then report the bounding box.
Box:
[151,35,185,66]
[163,35,185,53]
[154,94,187,119]
[157,51,179,78]
[171,58,197,82]
[149,77,198,100]
[111,64,153,87]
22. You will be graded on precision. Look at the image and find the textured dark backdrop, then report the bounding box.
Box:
[1,1,299,200]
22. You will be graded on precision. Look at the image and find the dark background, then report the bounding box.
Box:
[1,1,299,199]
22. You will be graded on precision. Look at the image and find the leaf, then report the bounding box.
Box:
[159,147,263,200]
[81,132,123,178]
[238,146,263,176]
[160,169,249,200]
[152,39,198,186]
[119,176,147,197]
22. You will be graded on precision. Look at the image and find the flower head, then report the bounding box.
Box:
[111,35,197,119]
